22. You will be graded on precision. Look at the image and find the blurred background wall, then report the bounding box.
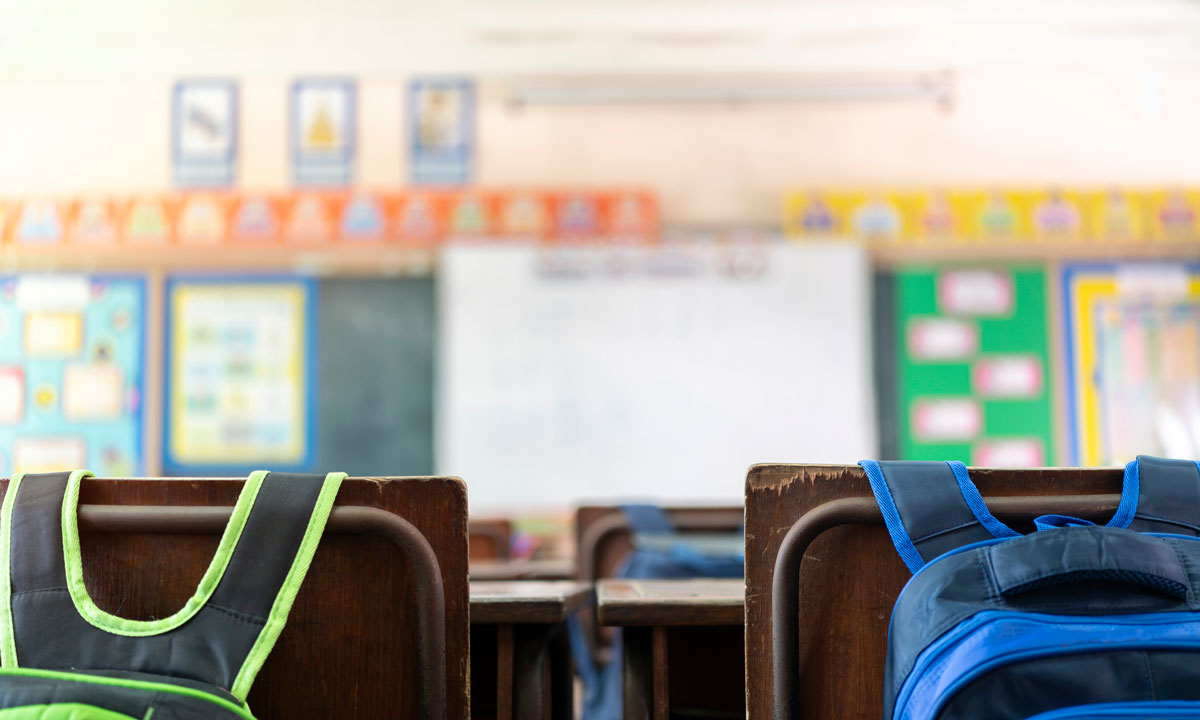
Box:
[3,1,1200,223]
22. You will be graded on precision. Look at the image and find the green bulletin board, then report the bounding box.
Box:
[896,265,1055,466]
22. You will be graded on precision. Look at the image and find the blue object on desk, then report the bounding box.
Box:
[573,504,744,720]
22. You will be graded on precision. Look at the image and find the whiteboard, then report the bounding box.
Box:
[437,242,876,511]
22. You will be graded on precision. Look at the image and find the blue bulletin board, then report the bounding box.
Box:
[164,275,316,474]
[0,275,145,476]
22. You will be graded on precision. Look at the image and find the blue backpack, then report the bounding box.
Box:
[862,456,1200,720]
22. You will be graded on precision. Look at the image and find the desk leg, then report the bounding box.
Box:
[513,624,552,720]
[498,625,515,720]
[548,623,573,720]
[623,626,668,720]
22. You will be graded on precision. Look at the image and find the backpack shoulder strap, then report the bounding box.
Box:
[2,470,81,606]
[211,471,345,699]
[859,460,1018,573]
[1124,455,1200,535]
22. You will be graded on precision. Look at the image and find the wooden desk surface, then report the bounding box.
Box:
[596,579,744,627]
[470,580,594,625]
[469,558,576,581]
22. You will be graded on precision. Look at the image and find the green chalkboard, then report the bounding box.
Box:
[315,277,436,475]
[895,265,1055,466]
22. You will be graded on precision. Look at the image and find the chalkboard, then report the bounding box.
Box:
[315,277,435,475]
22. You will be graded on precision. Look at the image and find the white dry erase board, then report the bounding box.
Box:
[437,241,876,510]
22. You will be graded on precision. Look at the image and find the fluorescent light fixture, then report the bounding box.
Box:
[506,71,954,107]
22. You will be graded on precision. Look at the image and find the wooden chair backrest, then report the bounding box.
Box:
[574,504,744,657]
[469,517,513,560]
[574,504,744,583]
[744,464,1125,720]
[1,475,469,720]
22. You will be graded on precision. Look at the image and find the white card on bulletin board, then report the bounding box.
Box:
[437,242,877,511]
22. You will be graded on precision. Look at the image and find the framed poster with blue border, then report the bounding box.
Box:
[291,78,356,187]
[164,275,317,474]
[172,79,238,188]
[1062,261,1200,467]
[409,77,474,185]
[0,274,146,476]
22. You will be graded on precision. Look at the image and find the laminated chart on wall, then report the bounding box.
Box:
[895,265,1055,466]
[409,77,474,185]
[1063,262,1200,466]
[291,79,356,187]
[164,276,315,473]
[0,275,145,475]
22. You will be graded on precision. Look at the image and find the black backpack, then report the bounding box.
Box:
[0,469,343,719]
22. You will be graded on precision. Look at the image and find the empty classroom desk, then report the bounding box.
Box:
[469,557,576,581]
[575,505,743,662]
[597,578,745,720]
[470,580,593,720]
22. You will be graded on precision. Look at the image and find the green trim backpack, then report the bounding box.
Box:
[0,469,344,719]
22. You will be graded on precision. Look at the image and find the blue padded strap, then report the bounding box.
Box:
[1123,455,1200,535]
[860,460,925,573]
[1034,514,1095,531]
[946,461,1021,540]
[859,460,1015,573]
[620,504,674,534]
[1107,459,1140,529]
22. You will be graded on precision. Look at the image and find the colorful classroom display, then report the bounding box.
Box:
[0,258,1191,476]
[409,77,474,185]
[291,79,356,187]
[172,80,238,189]
[1063,263,1200,466]
[164,277,314,472]
[0,275,144,476]
[895,265,1056,466]
[0,190,658,249]
[785,188,1200,244]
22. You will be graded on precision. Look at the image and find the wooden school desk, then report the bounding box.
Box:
[744,463,1127,720]
[469,558,576,581]
[10,474,471,720]
[575,505,743,661]
[596,578,745,720]
[470,580,594,720]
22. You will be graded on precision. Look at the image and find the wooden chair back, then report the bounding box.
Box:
[2,475,469,720]
[574,504,743,658]
[744,464,1125,720]
[469,517,513,560]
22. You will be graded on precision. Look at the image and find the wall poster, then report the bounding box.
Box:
[0,275,145,475]
[165,276,315,472]
[1063,262,1200,466]
[895,265,1055,466]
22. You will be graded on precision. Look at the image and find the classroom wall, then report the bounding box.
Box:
[2,1,1200,225]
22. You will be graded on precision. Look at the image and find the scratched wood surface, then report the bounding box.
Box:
[0,476,470,720]
[744,464,1126,720]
